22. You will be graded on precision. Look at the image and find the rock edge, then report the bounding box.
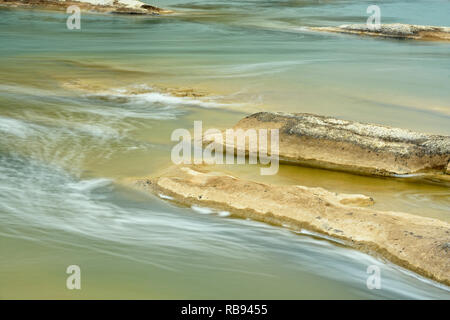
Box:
[133,165,450,286]
[0,0,173,15]
[206,112,450,178]
[309,23,450,41]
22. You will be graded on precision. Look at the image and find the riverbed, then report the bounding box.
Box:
[0,0,449,299]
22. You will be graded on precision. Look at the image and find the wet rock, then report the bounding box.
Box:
[132,165,450,285]
[222,112,450,177]
[309,24,450,41]
[0,0,173,15]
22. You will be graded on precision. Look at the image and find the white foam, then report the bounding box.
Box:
[78,103,180,120]
[111,91,225,109]
[158,193,174,200]
[89,83,231,111]
[67,178,112,193]
[295,228,347,245]
[393,173,427,178]
[218,211,231,217]
[191,205,214,214]
[0,116,35,138]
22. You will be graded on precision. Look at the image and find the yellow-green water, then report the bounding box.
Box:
[0,0,449,299]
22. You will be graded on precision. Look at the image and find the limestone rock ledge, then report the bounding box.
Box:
[309,24,450,41]
[133,165,450,285]
[0,0,173,15]
[210,112,450,178]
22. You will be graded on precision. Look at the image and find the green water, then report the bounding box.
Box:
[0,0,449,299]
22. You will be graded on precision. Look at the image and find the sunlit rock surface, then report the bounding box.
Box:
[310,24,450,41]
[222,112,450,178]
[0,0,173,14]
[133,165,450,286]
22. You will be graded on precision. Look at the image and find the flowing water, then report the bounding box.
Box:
[0,0,449,299]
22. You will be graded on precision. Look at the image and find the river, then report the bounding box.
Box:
[0,0,449,299]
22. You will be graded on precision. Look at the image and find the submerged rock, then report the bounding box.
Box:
[0,0,173,15]
[310,24,450,41]
[133,165,450,286]
[215,112,450,178]
[61,79,210,100]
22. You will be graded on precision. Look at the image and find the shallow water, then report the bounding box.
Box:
[0,0,449,299]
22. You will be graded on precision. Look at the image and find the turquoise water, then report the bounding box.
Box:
[0,0,449,299]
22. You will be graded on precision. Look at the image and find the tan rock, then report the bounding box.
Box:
[210,112,450,177]
[309,24,450,41]
[0,0,173,15]
[62,80,208,98]
[133,165,450,285]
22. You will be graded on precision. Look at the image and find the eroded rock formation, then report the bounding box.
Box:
[0,0,173,15]
[132,165,450,285]
[208,112,450,178]
[310,24,450,41]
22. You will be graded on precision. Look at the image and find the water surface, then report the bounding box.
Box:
[0,0,449,299]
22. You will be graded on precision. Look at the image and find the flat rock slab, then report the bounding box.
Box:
[310,24,450,41]
[133,165,450,286]
[222,112,450,178]
[0,0,173,15]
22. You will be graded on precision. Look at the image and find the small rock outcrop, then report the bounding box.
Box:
[132,165,450,285]
[310,24,450,41]
[0,0,173,15]
[211,112,450,178]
